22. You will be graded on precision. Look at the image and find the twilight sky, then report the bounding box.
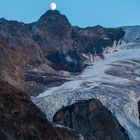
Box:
[0,0,140,27]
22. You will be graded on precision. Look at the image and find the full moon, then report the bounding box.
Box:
[50,2,57,10]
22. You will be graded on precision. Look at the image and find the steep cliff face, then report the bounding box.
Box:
[0,80,81,140]
[53,99,130,140]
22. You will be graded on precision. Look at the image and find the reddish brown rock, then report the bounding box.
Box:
[0,80,81,140]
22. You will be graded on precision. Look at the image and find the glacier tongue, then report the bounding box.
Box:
[33,44,140,140]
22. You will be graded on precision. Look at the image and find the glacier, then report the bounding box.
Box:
[33,42,140,140]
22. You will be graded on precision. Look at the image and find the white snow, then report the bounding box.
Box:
[38,48,140,98]
[38,80,83,97]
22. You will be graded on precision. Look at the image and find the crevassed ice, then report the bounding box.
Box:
[33,43,140,140]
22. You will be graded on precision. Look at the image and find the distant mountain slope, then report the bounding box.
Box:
[123,26,140,42]
[34,47,140,140]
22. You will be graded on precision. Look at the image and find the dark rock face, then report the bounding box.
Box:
[123,26,140,42]
[72,26,124,54]
[0,10,125,95]
[0,80,81,140]
[138,100,140,123]
[46,50,83,72]
[33,10,73,52]
[53,99,130,140]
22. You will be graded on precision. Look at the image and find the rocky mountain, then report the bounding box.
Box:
[0,80,82,140]
[53,99,130,140]
[0,10,124,96]
[1,9,140,140]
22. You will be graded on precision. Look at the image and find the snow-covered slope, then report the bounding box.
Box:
[123,26,140,42]
[33,43,140,140]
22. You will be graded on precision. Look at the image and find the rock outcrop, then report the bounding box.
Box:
[0,80,81,140]
[53,99,130,140]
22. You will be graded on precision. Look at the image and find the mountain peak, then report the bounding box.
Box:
[33,10,72,51]
[38,10,70,26]
[40,10,61,18]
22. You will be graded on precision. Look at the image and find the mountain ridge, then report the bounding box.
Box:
[0,10,125,96]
